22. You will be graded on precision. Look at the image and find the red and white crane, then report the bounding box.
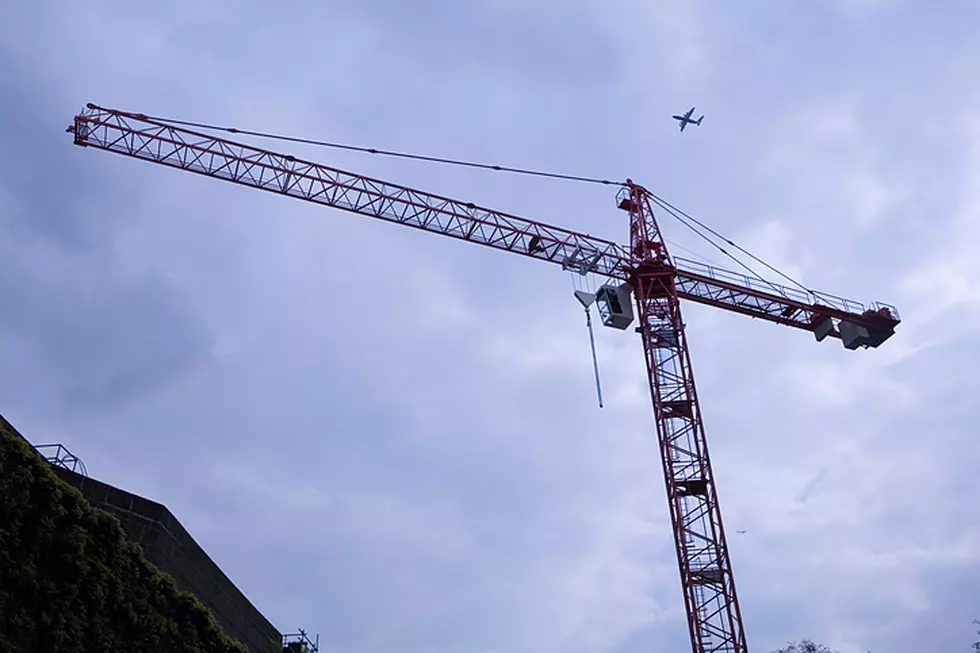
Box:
[68,104,901,653]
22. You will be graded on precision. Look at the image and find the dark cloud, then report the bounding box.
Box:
[0,68,211,415]
[0,259,208,412]
[1,2,978,653]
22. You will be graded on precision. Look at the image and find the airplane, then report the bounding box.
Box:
[672,106,704,132]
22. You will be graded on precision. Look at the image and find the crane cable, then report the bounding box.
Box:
[145,112,808,295]
[645,194,796,296]
[644,190,814,296]
[142,113,625,188]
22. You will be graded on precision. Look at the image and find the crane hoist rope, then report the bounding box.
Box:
[132,111,625,187]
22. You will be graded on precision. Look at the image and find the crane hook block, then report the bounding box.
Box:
[596,283,634,330]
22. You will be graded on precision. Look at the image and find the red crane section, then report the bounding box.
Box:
[70,105,632,277]
[624,183,745,651]
[68,103,901,653]
[68,105,899,348]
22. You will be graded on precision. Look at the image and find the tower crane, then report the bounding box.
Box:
[67,104,901,653]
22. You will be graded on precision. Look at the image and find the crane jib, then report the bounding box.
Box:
[68,105,899,350]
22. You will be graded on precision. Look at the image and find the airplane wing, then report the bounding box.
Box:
[684,107,695,119]
[679,121,687,132]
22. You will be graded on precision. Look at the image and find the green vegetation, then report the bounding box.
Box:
[772,641,838,653]
[0,423,249,653]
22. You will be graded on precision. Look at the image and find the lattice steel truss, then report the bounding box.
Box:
[35,443,88,476]
[282,629,319,653]
[68,104,898,342]
[624,183,745,652]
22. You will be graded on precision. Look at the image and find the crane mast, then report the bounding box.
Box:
[68,104,901,653]
[624,183,745,651]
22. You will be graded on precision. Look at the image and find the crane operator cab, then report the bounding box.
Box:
[595,283,635,330]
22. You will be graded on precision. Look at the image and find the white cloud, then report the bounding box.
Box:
[765,102,904,233]
[899,101,980,327]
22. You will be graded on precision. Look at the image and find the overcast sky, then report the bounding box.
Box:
[2,1,979,652]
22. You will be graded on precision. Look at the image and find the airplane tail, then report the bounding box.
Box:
[697,115,704,126]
